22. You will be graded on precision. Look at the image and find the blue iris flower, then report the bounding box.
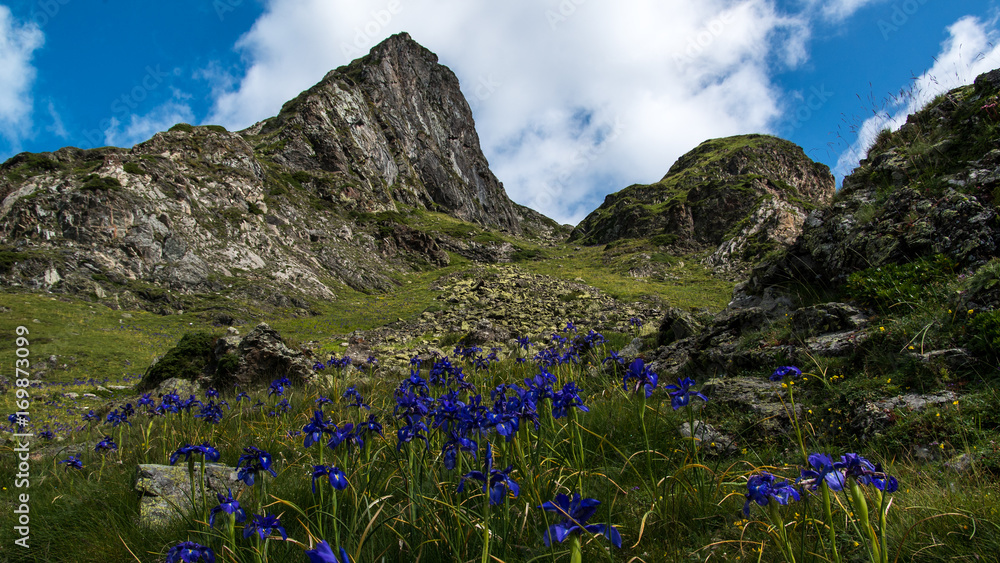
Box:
[603,350,625,366]
[551,381,589,419]
[743,471,801,516]
[196,401,225,424]
[798,453,846,491]
[355,414,384,443]
[664,377,708,410]
[836,453,899,492]
[622,358,659,398]
[59,455,83,470]
[235,446,277,486]
[312,465,349,493]
[302,410,332,448]
[95,436,118,453]
[327,423,360,451]
[458,442,520,505]
[770,366,802,382]
[539,492,622,548]
[305,540,351,563]
[342,386,371,410]
[179,396,202,413]
[397,417,430,451]
[244,513,287,540]
[209,489,246,528]
[165,541,215,563]
[105,408,131,427]
[394,391,432,419]
[170,443,221,465]
[442,432,478,470]
[268,377,291,396]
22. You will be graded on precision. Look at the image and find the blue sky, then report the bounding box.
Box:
[1,0,999,225]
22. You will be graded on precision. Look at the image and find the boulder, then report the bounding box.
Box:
[790,303,867,338]
[215,323,315,389]
[657,307,707,346]
[152,377,202,399]
[134,463,244,527]
[679,420,739,457]
[851,391,958,439]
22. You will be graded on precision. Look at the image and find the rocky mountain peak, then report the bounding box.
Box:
[246,33,528,233]
[569,134,835,274]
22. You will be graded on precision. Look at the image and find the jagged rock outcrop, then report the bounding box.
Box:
[569,134,835,274]
[246,32,549,235]
[734,69,1000,310]
[0,34,560,313]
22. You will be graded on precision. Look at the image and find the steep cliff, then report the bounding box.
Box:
[0,34,560,313]
[569,134,835,274]
[242,32,544,234]
[734,69,1000,309]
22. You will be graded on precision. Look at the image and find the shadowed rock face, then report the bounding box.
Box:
[568,134,835,274]
[248,32,525,233]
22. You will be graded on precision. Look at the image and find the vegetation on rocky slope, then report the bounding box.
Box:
[569,134,835,276]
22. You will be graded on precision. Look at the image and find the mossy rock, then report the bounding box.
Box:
[139,332,216,391]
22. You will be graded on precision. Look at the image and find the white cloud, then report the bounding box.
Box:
[205,0,816,224]
[816,0,886,21]
[45,100,68,139]
[103,100,195,148]
[834,15,1000,179]
[0,6,44,153]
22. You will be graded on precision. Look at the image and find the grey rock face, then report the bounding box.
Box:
[735,69,1000,308]
[679,420,739,457]
[249,32,539,235]
[152,377,203,399]
[790,303,867,338]
[570,134,835,274]
[218,323,315,389]
[851,391,958,439]
[134,463,243,527]
[0,34,557,308]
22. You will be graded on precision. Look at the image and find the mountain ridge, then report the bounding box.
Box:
[0,34,563,315]
[569,134,835,276]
